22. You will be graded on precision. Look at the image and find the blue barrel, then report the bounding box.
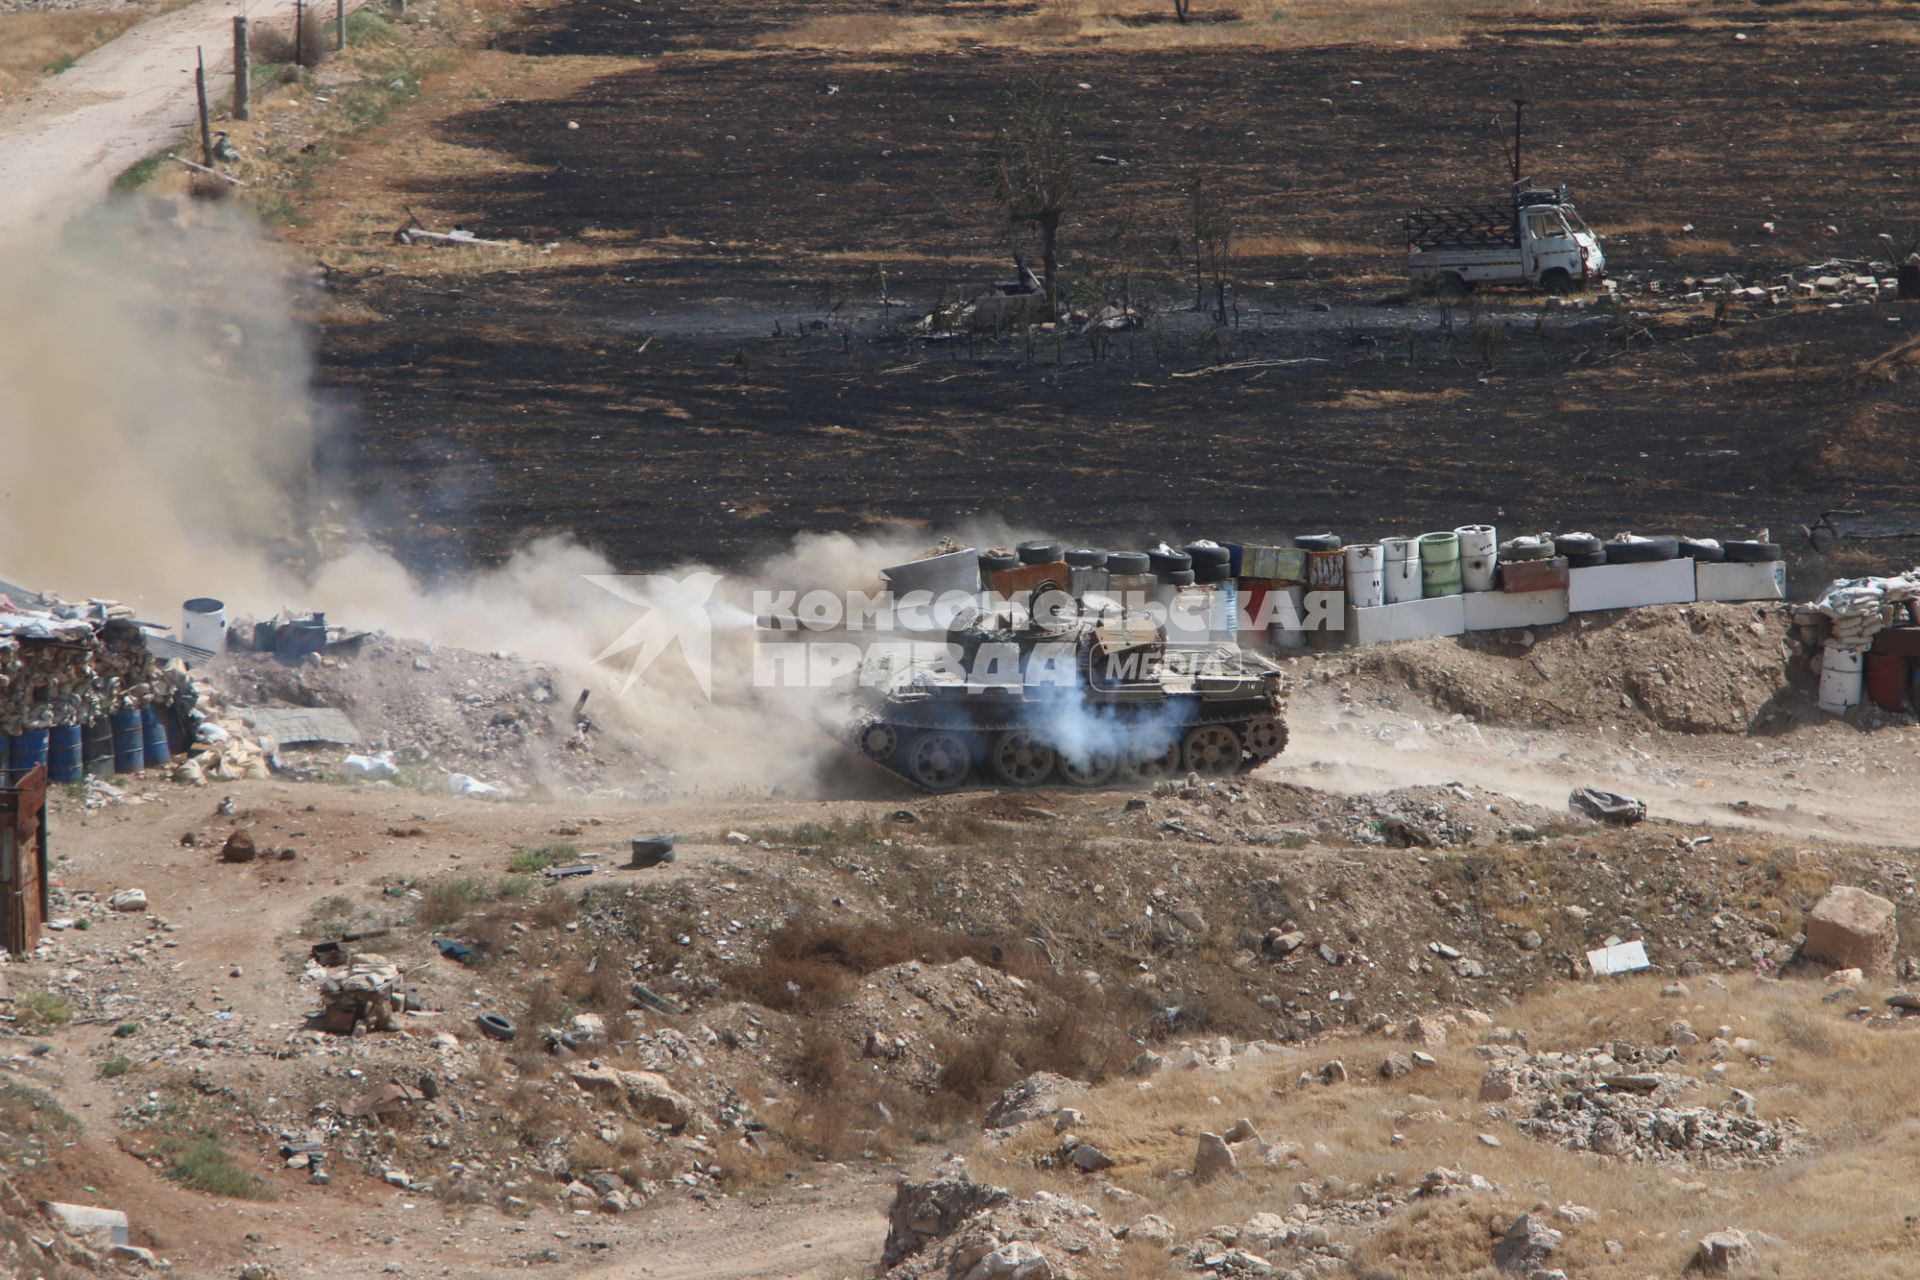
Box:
[47,725,83,783]
[110,709,143,774]
[9,728,48,783]
[140,706,170,767]
[275,620,326,661]
[83,719,114,777]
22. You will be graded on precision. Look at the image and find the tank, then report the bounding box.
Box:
[847,610,1288,792]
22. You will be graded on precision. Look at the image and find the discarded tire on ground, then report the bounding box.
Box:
[475,1013,517,1042]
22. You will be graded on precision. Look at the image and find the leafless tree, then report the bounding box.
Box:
[976,75,1081,318]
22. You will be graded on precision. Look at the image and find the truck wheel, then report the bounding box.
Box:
[1540,269,1573,296]
[1121,738,1181,785]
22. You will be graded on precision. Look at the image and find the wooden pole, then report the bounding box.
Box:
[336,0,345,50]
[195,47,213,166]
[232,16,250,122]
[295,0,304,67]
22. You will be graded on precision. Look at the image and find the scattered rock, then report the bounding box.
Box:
[1687,1228,1754,1274]
[107,889,147,913]
[1803,885,1898,976]
[1493,1212,1562,1273]
[984,1073,1085,1132]
[1193,1132,1237,1183]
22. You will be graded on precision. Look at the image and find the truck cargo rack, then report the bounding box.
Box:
[1403,203,1521,251]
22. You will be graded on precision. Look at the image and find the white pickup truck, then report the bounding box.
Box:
[1404,182,1605,295]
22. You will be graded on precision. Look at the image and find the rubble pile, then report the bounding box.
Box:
[848,957,1041,1089]
[881,1172,1119,1280]
[1484,1040,1805,1166]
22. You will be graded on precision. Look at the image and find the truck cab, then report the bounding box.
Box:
[1405,182,1605,296]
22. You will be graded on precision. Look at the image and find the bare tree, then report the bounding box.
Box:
[976,75,1081,318]
[1181,174,1234,320]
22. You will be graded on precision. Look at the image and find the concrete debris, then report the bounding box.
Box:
[1802,885,1897,976]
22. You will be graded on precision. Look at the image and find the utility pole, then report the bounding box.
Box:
[295,0,304,67]
[195,46,213,165]
[232,16,250,121]
[336,0,345,51]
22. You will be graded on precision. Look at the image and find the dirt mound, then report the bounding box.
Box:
[846,957,1042,1090]
[1327,603,1795,735]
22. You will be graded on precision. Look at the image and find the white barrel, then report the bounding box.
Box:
[1818,644,1865,714]
[1454,524,1497,557]
[1381,536,1418,562]
[1342,545,1383,608]
[181,598,228,654]
[1384,557,1422,604]
[1455,525,1497,592]
[1270,584,1308,649]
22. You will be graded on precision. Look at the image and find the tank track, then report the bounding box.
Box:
[851,699,1288,794]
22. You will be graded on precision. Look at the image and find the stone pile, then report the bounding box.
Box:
[1481,1040,1804,1166]
[0,614,176,737]
[318,955,402,1033]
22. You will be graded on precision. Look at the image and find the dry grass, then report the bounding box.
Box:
[962,974,1920,1278]
[764,0,1712,56]
[0,3,192,95]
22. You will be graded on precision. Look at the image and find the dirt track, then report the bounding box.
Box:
[0,0,370,239]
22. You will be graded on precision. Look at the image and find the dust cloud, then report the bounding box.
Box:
[0,203,1038,796]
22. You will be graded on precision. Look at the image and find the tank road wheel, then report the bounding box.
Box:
[1242,716,1288,761]
[989,731,1057,788]
[1183,724,1243,776]
[857,720,900,763]
[1121,738,1182,785]
[1056,748,1120,788]
[904,731,972,792]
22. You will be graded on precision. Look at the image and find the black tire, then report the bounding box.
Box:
[1105,551,1150,576]
[1017,540,1063,565]
[1160,568,1196,586]
[1605,536,1680,563]
[1147,549,1193,575]
[1564,552,1608,569]
[1724,540,1783,563]
[1552,533,1602,559]
[1064,548,1108,568]
[979,551,1019,574]
[1678,538,1726,563]
[1183,543,1232,568]
[476,1013,517,1042]
[1540,268,1573,296]
[1192,562,1230,584]
[1293,533,1342,552]
[1500,540,1552,563]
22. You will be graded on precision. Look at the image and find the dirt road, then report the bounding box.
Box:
[0,0,366,240]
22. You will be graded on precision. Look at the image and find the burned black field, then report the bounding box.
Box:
[310,0,1920,577]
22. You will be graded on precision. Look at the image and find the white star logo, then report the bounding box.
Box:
[584,572,724,700]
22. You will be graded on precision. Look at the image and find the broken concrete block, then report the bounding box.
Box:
[42,1202,129,1246]
[1803,885,1897,975]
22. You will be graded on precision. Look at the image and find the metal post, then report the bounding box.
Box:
[336,0,345,50]
[1511,98,1528,184]
[233,16,250,121]
[195,47,213,166]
